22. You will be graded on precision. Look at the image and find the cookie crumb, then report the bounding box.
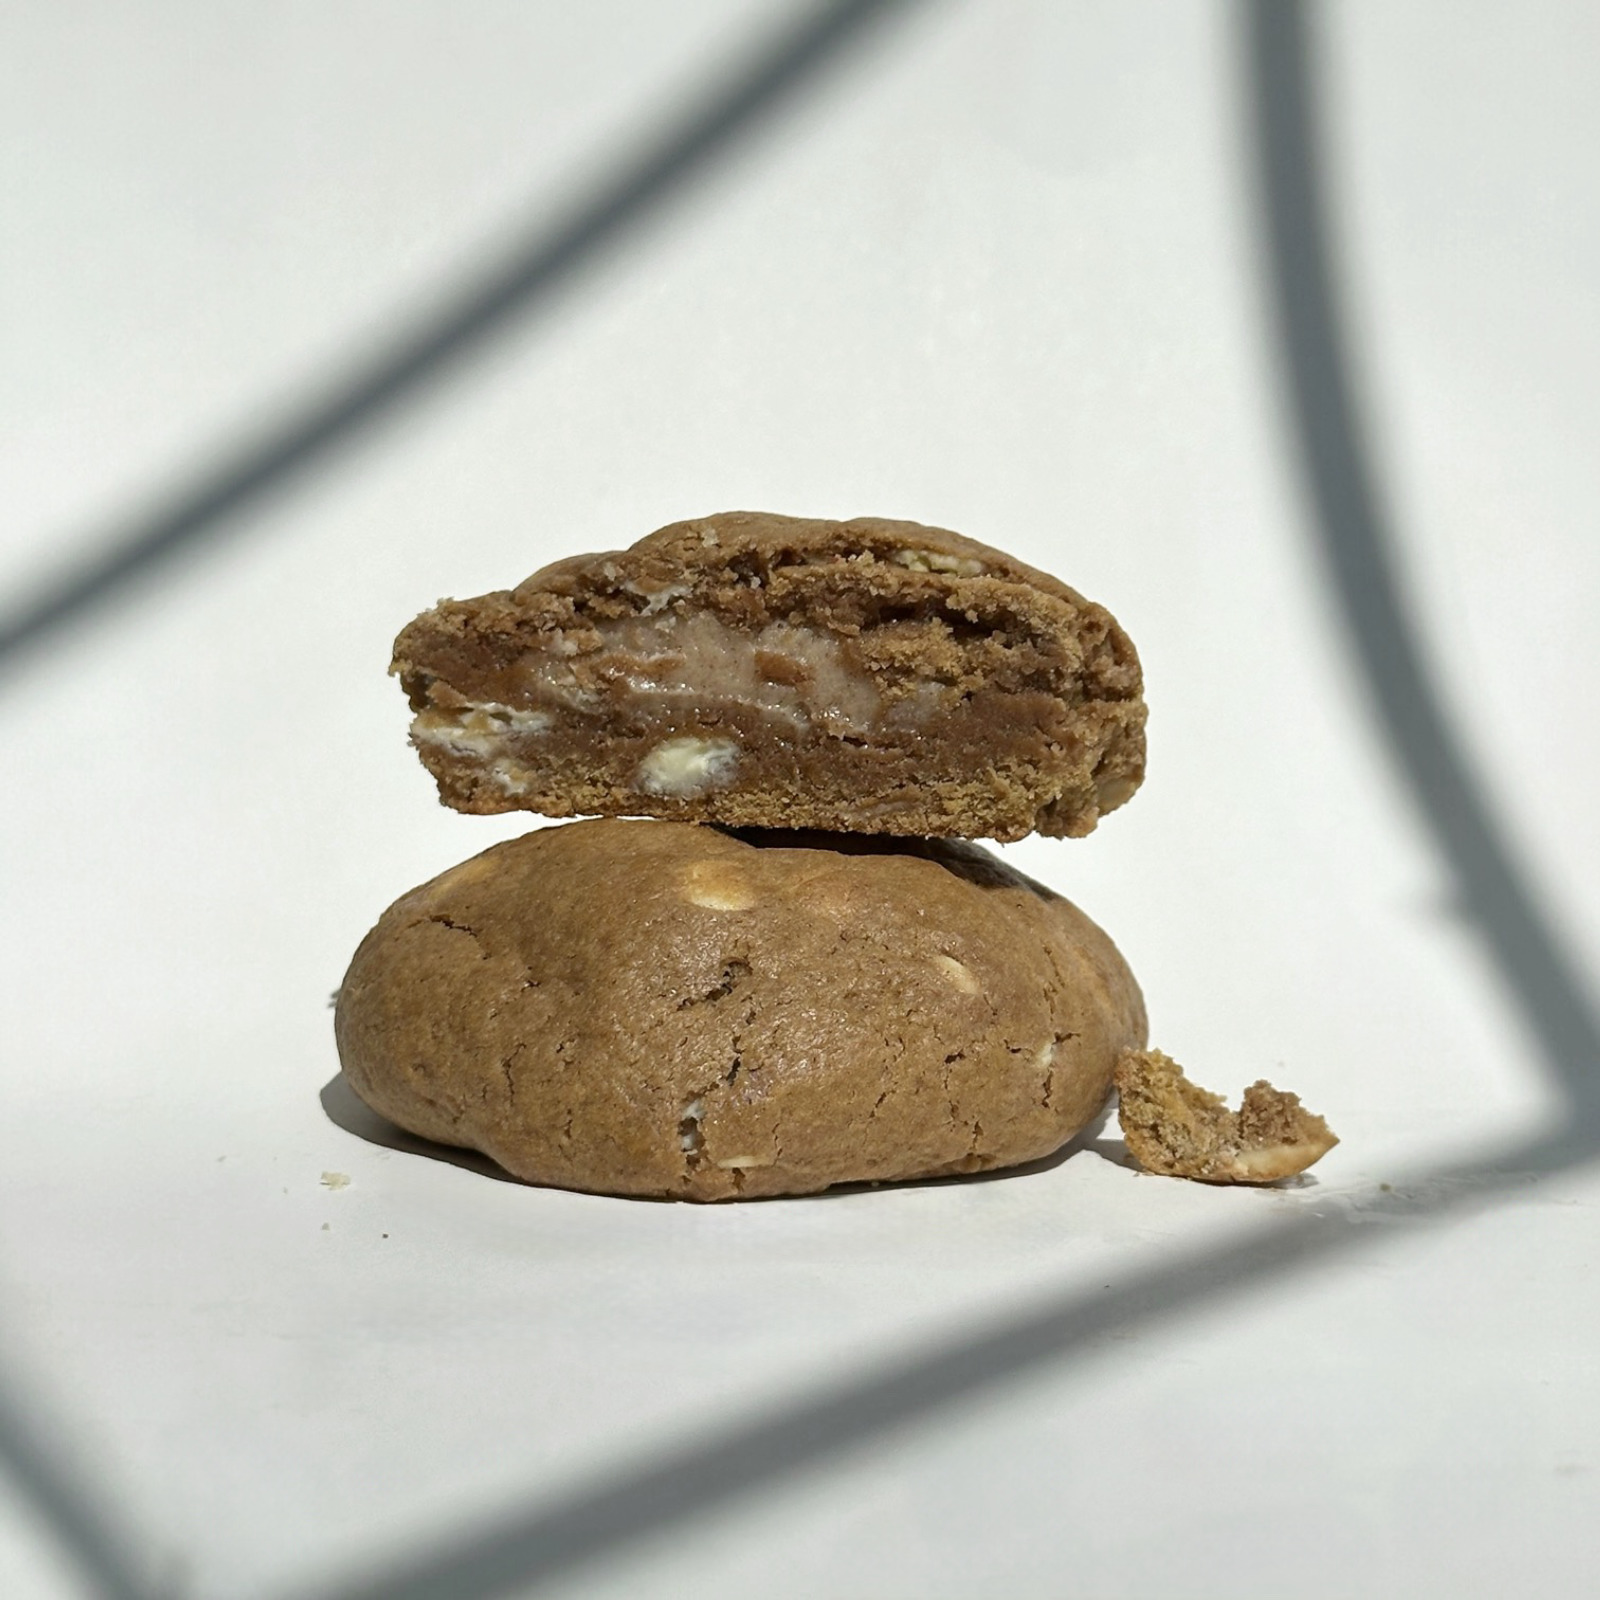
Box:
[320,1171,351,1190]
[1113,1049,1336,1183]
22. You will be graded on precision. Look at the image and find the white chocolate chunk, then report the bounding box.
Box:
[1226,1144,1326,1181]
[636,736,739,797]
[678,861,759,911]
[411,703,552,757]
[678,1098,704,1153]
[889,548,985,576]
[621,578,694,614]
[933,953,982,995]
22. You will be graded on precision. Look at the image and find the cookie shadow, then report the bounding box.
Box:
[319,1073,523,1185]
[1084,1135,1137,1171]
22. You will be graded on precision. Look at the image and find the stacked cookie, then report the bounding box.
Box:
[334,513,1152,1199]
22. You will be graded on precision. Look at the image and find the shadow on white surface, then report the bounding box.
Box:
[295,5,1600,1593]
[295,1130,1596,1600]
[0,2,1596,1598]
[319,1074,523,1189]
[0,0,926,675]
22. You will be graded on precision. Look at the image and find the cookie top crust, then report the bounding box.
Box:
[392,511,1146,841]
[516,510,1092,611]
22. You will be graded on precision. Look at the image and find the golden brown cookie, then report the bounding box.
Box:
[392,512,1145,843]
[334,820,1147,1200]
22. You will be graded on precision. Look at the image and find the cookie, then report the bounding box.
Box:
[334,819,1147,1200]
[1114,1049,1337,1183]
[392,511,1145,843]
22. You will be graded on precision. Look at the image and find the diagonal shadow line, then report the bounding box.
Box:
[0,1374,150,1600]
[8,9,1598,1600]
[0,5,930,1595]
[300,1130,1600,1600]
[277,6,1600,1596]
[0,0,928,677]
[1244,0,1600,1111]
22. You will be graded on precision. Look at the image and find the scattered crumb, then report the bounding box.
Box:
[320,1171,351,1190]
[1114,1048,1337,1184]
[382,1232,389,1239]
[328,990,341,1009]
[320,1222,330,1232]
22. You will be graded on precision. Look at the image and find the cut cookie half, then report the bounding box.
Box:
[392,511,1146,842]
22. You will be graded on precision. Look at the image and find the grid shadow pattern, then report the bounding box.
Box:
[1,3,1594,1597]
[0,0,921,675]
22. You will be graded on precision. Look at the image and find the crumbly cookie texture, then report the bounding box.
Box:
[334,819,1148,1201]
[1113,1049,1337,1184]
[392,511,1145,843]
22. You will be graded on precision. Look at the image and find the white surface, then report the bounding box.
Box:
[1,2,1597,1596]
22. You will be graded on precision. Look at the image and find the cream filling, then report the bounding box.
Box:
[523,613,897,734]
[413,613,965,795]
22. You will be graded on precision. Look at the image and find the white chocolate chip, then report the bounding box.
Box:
[1226,1145,1323,1181]
[715,1154,775,1170]
[411,703,552,757]
[623,579,693,615]
[678,861,758,911]
[933,953,981,995]
[890,548,985,576]
[678,1098,704,1153]
[484,704,553,733]
[636,736,739,797]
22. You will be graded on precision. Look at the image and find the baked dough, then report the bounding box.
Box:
[392,512,1145,843]
[1114,1049,1337,1183]
[334,819,1147,1200]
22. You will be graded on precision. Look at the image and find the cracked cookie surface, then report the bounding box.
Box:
[392,511,1146,842]
[333,819,1147,1200]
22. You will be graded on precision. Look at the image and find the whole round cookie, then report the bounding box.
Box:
[334,820,1146,1200]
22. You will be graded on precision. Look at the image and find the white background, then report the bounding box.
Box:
[2,2,1597,1596]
